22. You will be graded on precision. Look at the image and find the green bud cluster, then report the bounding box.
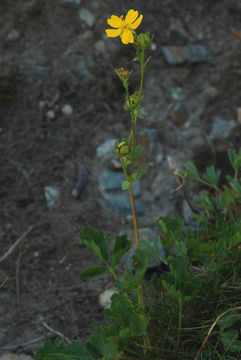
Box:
[137,32,152,50]
[115,141,130,156]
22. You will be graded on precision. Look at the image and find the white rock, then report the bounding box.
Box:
[78,8,95,27]
[46,110,55,120]
[44,186,59,208]
[62,104,73,116]
[99,287,117,309]
[151,42,157,51]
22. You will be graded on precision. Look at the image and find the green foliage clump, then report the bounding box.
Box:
[36,148,241,359]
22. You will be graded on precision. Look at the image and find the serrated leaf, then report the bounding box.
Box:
[117,269,143,292]
[185,161,199,179]
[80,227,110,264]
[112,234,131,267]
[64,340,95,360]
[35,340,64,360]
[203,165,221,186]
[104,294,134,327]
[79,266,107,281]
[87,329,120,360]
[122,180,131,191]
[132,248,151,276]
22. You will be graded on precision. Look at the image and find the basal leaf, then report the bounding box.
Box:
[35,340,64,360]
[64,340,95,360]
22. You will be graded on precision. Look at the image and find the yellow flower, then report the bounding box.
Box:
[105,9,143,44]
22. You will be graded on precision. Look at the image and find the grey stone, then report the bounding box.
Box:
[7,29,20,42]
[44,186,59,208]
[170,103,188,126]
[120,228,166,271]
[171,87,185,101]
[208,117,236,140]
[162,45,211,65]
[103,193,144,215]
[62,104,73,116]
[78,8,95,27]
[162,46,187,65]
[99,170,140,196]
[96,139,117,162]
[167,18,190,45]
[19,64,50,76]
[69,55,94,82]
[186,44,211,63]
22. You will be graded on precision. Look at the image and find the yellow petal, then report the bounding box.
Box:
[105,28,121,38]
[129,14,143,29]
[121,29,134,44]
[125,9,138,25]
[107,15,123,28]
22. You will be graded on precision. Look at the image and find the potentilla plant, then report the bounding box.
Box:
[36,9,241,360]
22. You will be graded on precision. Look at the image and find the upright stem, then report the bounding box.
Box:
[139,50,145,99]
[128,187,140,248]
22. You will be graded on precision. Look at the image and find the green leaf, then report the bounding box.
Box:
[185,161,199,179]
[35,340,64,360]
[144,56,151,69]
[117,269,144,292]
[221,329,241,352]
[132,248,151,276]
[112,234,131,267]
[228,149,236,171]
[135,144,144,158]
[104,294,134,327]
[218,312,241,330]
[79,266,107,281]
[64,340,96,360]
[203,165,221,187]
[228,148,241,173]
[87,329,120,360]
[104,294,146,337]
[80,227,110,264]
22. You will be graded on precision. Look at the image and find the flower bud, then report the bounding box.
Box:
[115,67,132,81]
[127,92,140,109]
[137,32,152,50]
[116,141,129,156]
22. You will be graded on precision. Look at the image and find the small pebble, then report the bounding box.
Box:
[62,104,73,116]
[46,110,55,120]
[7,29,20,42]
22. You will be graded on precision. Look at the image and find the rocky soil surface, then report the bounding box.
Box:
[0,0,241,357]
